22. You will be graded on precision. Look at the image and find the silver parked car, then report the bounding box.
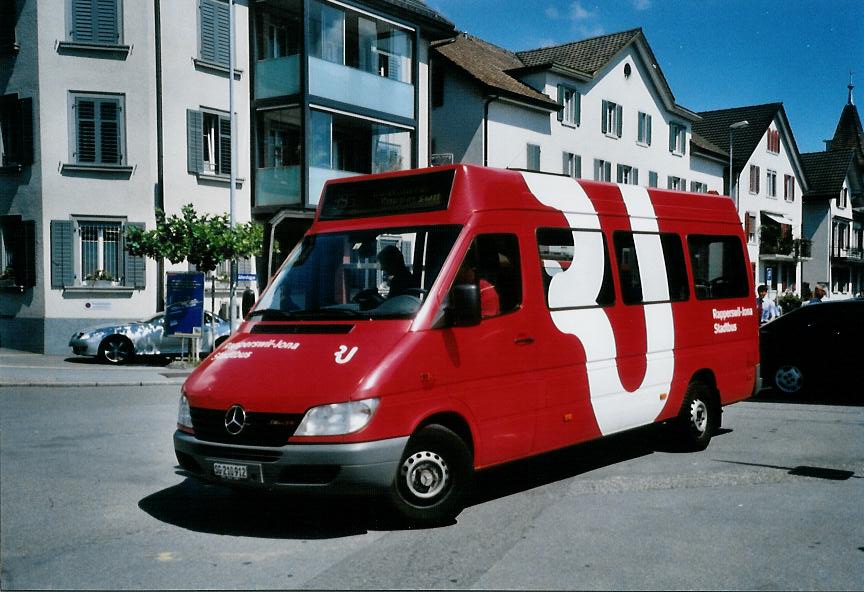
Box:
[69,312,230,365]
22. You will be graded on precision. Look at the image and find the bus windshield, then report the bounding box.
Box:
[252,226,462,321]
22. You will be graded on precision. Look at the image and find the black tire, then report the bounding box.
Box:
[98,335,134,365]
[772,363,804,395]
[674,382,719,451]
[389,424,473,527]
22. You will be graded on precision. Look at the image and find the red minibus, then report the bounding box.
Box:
[174,165,759,525]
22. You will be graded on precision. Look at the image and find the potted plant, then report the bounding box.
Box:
[85,269,118,287]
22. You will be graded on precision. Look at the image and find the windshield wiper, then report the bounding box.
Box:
[247,308,297,321]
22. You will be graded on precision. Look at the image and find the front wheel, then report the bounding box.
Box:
[98,335,134,365]
[772,364,804,395]
[673,382,719,451]
[388,425,473,527]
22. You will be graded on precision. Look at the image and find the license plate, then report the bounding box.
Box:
[213,462,249,481]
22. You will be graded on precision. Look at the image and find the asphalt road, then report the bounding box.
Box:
[1,385,862,590]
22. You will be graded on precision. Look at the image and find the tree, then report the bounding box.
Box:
[125,204,264,329]
[125,204,263,274]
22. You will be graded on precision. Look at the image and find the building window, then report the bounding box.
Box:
[71,93,124,165]
[745,212,757,244]
[637,112,652,145]
[667,176,685,191]
[69,0,122,45]
[766,170,777,198]
[767,128,780,154]
[617,164,638,185]
[527,144,541,171]
[601,100,622,138]
[255,4,301,60]
[563,152,581,178]
[668,122,686,155]
[50,219,145,288]
[258,108,301,169]
[187,109,231,176]
[784,175,795,202]
[557,86,580,126]
[0,95,33,169]
[749,164,760,194]
[309,0,414,84]
[837,187,848,209]
[1,1,18,54]
[199,0,230,68]
[310,109,412,174]
[690,181,707,193]
[0,216,36,288]
[594,159,612,182]
[648,171,658,188]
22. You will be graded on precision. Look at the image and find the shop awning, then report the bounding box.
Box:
[762,212,794,226]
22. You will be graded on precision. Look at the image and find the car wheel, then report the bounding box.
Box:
[98,335,134,365]
[389,424,473,527]
[673,382,719,452]
[773,364,804,395]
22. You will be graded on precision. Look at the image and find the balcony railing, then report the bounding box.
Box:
[759,225,793,256]
[832,246,863,261]
[794,238,812,259]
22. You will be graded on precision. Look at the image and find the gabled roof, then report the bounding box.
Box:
[515,29,642,77]
[693,103,781,168]
[433,33,561,110]
[690,131,727,161]
[369,0,454,38]
[800,149,856,199]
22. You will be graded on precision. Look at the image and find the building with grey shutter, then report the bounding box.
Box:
[0,0,252,354]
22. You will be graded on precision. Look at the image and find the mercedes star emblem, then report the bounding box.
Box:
[224,405,247,436]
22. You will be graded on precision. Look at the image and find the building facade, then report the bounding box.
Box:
[0,0,252,354]
[693,104,809,297]
[431,30,726,195]
[800,84,864,299]
[247,0,454,277]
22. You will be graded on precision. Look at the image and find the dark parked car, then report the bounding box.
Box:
[760,298,863,395]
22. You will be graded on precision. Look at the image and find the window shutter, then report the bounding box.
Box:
[21,220,36,288]
[123,222,146,288]
[186,109,203,173]
[72,0,95,42]
[681,127,686,155]
[75,98,97,163]
[50,220,74,288]
[215,0,230,67]
[646,115,652,145]
[615,104,623,138]
[575,92,581,126]
[601,100,608,134]
[575,155,581,178]
[632,168,638,185]
[94,0,118,44]
[557,86,564,122]
[199,0,217,63]
[17,97,33,166]
[99,99,120,164]
[219,115,231,175]
[616,164,623,183]
[562,152,570,175]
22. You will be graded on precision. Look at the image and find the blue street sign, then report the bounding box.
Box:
[165,272,205,336]
[237,273,257,282]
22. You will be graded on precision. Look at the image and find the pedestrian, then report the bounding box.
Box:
[807,283,826,304]
[756,285,779,324]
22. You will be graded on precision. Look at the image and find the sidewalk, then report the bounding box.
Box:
[0,348,194,387]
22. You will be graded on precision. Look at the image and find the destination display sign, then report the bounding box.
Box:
[319,170,455,220]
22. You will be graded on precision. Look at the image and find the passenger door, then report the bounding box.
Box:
[435,232,539,465]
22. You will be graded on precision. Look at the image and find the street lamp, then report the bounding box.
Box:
[729,120,749,211]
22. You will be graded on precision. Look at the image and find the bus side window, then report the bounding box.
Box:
[460,234,522,318]
[687,235,749,300]
[537,228,614,308]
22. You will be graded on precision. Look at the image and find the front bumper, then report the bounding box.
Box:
[173,430,408,495]
[69,338,98,356]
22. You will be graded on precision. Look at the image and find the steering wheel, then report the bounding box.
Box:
[352,288,385,310]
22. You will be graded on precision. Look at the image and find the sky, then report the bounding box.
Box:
[425,0,864,154]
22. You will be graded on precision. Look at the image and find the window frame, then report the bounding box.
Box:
[784,174,795,202]
[612,230,690,305]
[557,85,581,127]
[594,159,612,182]
[68,92,126,167]
[563,152,581,178]
[687,234,749,301]
[601,100,623,138]
[536,227,615,310]
[637,111,652,146]
[766,169,777,199]
[668,121,686,155]
[67,0,123,46]
[527,144,541,172]
[749,164,760,194]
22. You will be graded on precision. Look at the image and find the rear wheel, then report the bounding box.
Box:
[98,335,134,365]
[773,364,804,395]
[389,424,473,527]
[674,382,719,451]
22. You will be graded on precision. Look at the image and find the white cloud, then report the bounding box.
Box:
[545,6,560,20]
[633,0,651,10]
[569,1,596,21]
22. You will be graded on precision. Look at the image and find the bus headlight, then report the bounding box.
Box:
[177,393,194,433]
[294,398,380,436]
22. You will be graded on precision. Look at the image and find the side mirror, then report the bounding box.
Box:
[446,283,481,327]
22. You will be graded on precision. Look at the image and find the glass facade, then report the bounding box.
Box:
[254,1,302,99]
[256,107,303,206]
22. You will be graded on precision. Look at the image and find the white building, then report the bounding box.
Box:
[431,29,726,193]
[0,0,252,354]
[693,104,810,297]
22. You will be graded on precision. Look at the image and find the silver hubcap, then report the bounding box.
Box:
[689,399,708,435]
[401,451,449,500]
[105,340,129,363]
[775,365,803,394]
